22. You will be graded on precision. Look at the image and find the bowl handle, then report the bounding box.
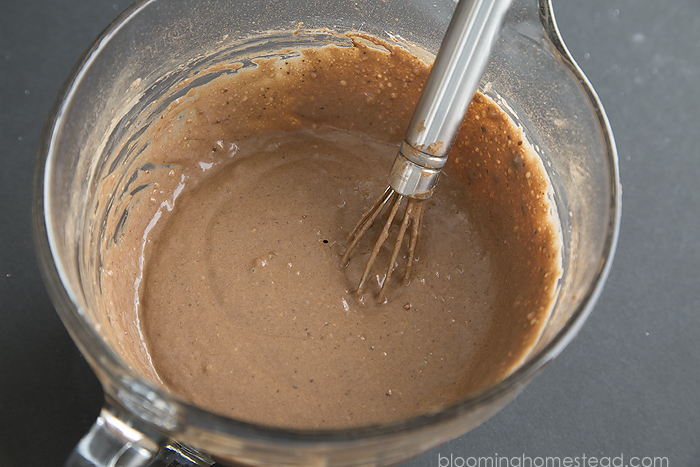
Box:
[65,405,160,467]
[65,404,213,467]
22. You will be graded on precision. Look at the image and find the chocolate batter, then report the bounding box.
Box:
[99,34,562,429]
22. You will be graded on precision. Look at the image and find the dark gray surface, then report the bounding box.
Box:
[1,0,698,466]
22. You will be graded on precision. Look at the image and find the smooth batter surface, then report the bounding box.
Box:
[100,34,562,429]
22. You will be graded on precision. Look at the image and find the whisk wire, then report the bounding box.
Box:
[356,192,404,294]
[341,187,396,268]
[403,198,425,285]
[344,186,393,243]
[342,187,427,300]
[377,196,416,302]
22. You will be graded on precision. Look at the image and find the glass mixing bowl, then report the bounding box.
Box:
[32,0,620,465]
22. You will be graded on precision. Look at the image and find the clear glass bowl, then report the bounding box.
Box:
[32,0,620,465]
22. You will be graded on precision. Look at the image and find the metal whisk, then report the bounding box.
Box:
[341,0,512,302]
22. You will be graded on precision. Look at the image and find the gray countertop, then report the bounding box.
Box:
[1,0,698,465]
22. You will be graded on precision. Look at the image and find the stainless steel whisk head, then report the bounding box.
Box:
[340,187,425,302]
[340,0,512,301]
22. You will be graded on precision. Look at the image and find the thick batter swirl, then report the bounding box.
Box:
[100,34,562,429]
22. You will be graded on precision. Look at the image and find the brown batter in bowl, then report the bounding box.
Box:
[96,33,561,429]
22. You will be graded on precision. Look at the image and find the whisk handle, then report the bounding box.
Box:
[389,0,512,198]
[408,0,512,155]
